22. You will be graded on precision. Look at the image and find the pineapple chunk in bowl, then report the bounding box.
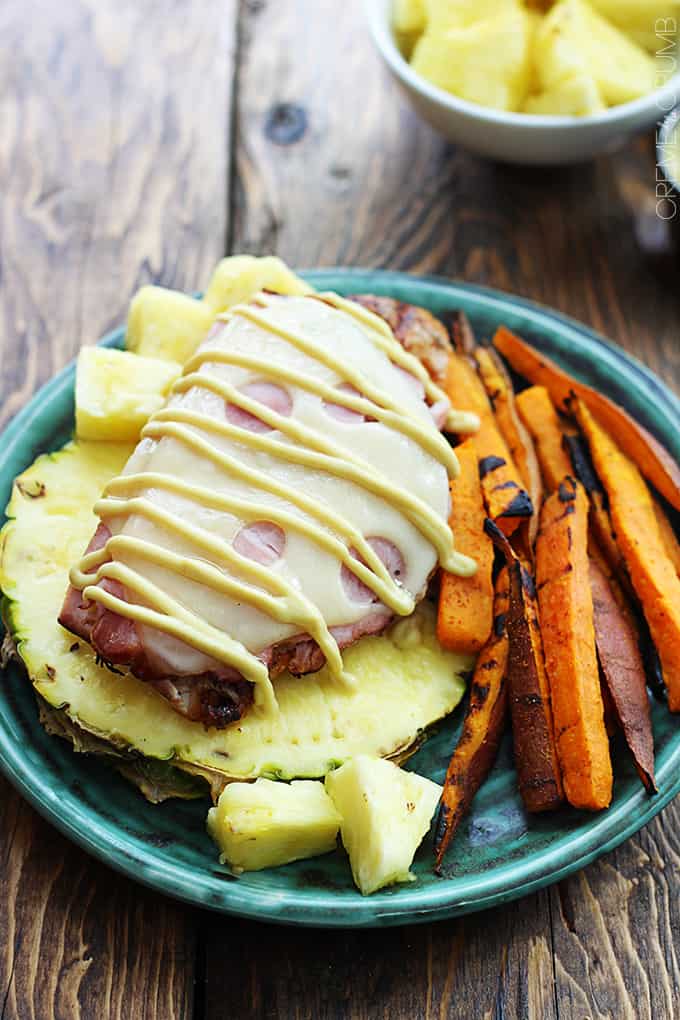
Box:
[365,0,680,164]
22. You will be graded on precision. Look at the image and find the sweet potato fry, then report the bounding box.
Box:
[485,520,564,813]
[564,432,633,601]
[437,441,494,653]
[475,348,543,549]
[434,568,510,870]
[652,497,680,579]
[515,385,573,493]
[535,478,613,811]
[493,325,680,512]
[589,559,656,794]
[444,343,490,418]
[573,398,680,712]
[444,352,532,536]
[451,309,478,358]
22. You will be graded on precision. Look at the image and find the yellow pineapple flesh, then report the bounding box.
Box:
[325,756,442,895]
[75,346,181,441]
[207,778,341,872]
[126,285,214,364]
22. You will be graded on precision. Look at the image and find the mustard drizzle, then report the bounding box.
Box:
[222,299,479,445]
[144,408,465,571]
[76,496,352,708]
[72,294,477,712]
[181,348,459,474]
[103,472,415,614]
[282,291,480,435]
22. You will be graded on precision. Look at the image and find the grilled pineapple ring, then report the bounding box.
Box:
[0,440,471,795]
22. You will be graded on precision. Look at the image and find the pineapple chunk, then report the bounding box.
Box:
[325,756,442,896]
[75,347,181,441]
[425,0,522,31]
[207,778,341,872]
[411,9,534,112]
[588,1,679,53]
[394,0,427,34]
[534,0,657,107]
[524,73,606,115]
[202,255,312,315]
[126,286,214,364]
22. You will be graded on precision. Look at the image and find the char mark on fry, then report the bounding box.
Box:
[478,455,507,479]
[498,491,533,519]
[557,478,577,502]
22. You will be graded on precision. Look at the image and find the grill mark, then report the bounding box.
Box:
[522,776,560,790]
[471,680,491,702]
[537,563,575,589]
[520,567,537,599]
[493,611,507,638]
[479,455,506,479]
[498,491,533,519]
[558,478,577,503]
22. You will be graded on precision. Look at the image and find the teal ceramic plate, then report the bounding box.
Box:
[1,270,679,927]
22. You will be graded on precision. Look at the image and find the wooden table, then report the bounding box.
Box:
[1,2,679,1017]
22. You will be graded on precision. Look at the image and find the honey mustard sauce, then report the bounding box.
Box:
[71,292,478,714]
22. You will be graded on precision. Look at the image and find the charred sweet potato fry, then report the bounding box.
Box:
[474,348,543,549]
[444,348,492,421]
[437,441,495,654]
[535,478,613,811]
[493,325,680,512]
[589,559,656,794]
[476,433,534,538]
[445,319,532,536]
[434,568,510,870]
[516,385,573,493]
[573,398,680,712]
[485,520,564,813]
[451,309,478,357]
[564,432,633,601]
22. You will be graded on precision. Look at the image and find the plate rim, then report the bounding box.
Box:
[1,268,679,928]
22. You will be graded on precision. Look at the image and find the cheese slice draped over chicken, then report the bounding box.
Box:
[60,293,475,727]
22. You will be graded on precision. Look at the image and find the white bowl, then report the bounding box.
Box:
[365,0,680,166]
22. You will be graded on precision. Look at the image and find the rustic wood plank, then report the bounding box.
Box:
[209,2,680,1018]
[0,1,237,1016]
[202,892,558,1020]
[0,786,196,1020]
[549,801,680,1020]
[0,0,235,430]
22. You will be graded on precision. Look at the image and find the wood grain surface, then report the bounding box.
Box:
[1,0,680,1018]
[0,1,235,1017]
